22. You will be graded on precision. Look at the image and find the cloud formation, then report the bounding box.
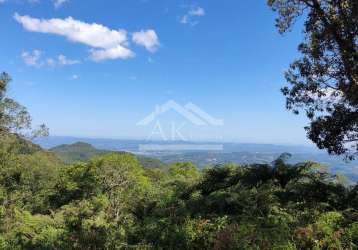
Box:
[57,54,80,65]
[53,0,69,9]
[132,30,159,52]
[21,50,42,66]
[14,13,159,61]
[188,7,205,16]
[181,6,205,25]
[21,49,80,67]
[1,0,39,3]
[71,74,79,80]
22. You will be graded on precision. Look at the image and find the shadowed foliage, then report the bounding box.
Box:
[268,0,358,159]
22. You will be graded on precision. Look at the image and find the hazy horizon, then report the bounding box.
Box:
[36,134,317,148]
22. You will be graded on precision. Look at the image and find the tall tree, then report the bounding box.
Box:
[0,72,48,138]
[268,0,358,158]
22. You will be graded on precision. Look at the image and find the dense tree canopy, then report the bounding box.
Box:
[1,139,358,249]
[0,75,356,248]
[268,0,358,158]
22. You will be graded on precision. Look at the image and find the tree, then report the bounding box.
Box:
[0,72,48,138]
[268,0,358,159]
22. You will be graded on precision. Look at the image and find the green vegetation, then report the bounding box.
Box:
[269,0,358,158]
[1,133,358,249]
[50,142,112,164]
[0,1,357,247]
[0,74,357,249]
[50,142,166,169]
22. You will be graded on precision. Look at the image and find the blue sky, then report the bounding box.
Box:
[0,0,312,145]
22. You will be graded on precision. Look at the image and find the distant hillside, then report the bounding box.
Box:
[157,151,358,182]
[50,141,166,169]
[50,142,111,164]
[46,139,358,181]
[35,136,320,154]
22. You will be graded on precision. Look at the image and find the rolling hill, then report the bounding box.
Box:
[49,142,166,169]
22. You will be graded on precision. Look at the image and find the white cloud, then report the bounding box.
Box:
[189,7,205,17]
[21,49,80,67]
[132,30,159,53]
[90,45,134,61]
[1,0,39,4]
[180,15,189,24]
[46,58,56,66]
[57,54,80,65]
[14,13,135,61]
[53,0,68,9]
[71,74,79,80]
[181,6,205,25]
[21,50,42,66]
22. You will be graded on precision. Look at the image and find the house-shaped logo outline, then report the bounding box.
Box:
[136,100,224,127]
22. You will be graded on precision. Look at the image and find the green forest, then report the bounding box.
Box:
[0,73,358,249]
[1,107,358,249]
[1,119,358,249]
[1,0,357,249]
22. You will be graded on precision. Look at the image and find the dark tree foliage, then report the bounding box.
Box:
[268,0,358,159]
